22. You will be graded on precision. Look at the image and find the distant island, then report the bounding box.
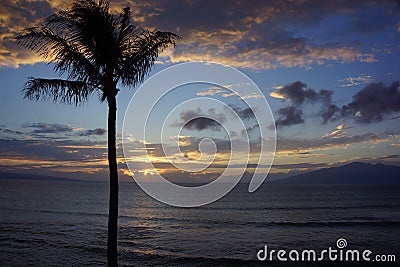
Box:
[270,162,400,185]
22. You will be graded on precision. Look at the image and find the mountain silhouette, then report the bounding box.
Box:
[271,162,400,184]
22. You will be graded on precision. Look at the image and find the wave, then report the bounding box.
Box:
[118,249,260,267]
[259,220,400,227]
[118,203,400,212]
[4,206,399,229]
[117,212,400,228]
[1,206,107,218]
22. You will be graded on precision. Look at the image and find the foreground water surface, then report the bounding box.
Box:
[0,180,399,266]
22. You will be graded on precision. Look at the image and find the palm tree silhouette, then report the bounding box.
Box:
[14,0,179,265]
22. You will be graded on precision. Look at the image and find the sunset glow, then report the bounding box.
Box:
[0,0,399,183]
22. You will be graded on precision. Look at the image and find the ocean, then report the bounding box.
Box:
[0,179,399,266]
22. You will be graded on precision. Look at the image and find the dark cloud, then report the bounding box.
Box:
[77,128,107,136]
[275,106,304,127]
[184,118,221,131]
[137,0,395,68]
[173,108,226,131]
[229,105,256,120]
[238,107,256,120]
[241,124,260,138]
[272,81,337,127]
[3,0,396,68]
[342,81,400,123]
[274,81,334,105]
[276,132,392,152]
[0,139,106,161]
[221,105,261,142]
[23,122,75,134]
[22,123,107,137]
[277,81,317,104]
[320,104,340,124]
[273,80,400,127]
[0,128,24,135]
[129,0,397,33]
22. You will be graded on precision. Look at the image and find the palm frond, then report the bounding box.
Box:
[53,0,117,73]
[23,78,98,106]
[15,27,99,83]
[15,0,180,102]
[117,30,180,86]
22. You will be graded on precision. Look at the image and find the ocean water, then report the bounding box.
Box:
[0,179,399,266]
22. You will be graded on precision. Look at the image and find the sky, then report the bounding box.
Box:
[0,0,399,182]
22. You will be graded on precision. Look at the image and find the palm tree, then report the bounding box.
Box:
[14,0,179,265]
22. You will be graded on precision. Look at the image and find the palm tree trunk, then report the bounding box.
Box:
[107,95,118,266]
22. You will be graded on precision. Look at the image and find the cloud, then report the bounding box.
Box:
[77,128,107,136]
[2,125,397,182]
[0,139,107,161]
[275,106,304,127]
[153,0,391,69]
[0,0,56,67]
[196,87,224,97]
[172,108,226,131]
[339,75,374,87]
[341,81,400,123]
[23,122,76,134]
[322,124,353,139]
[271,81,337,127]
[158,0,382,69]
[0,138,122,180]
[184,117,222,131]
[22,122,107,138]
[227,105,257,121]
[196,84,262,100]
[277,132,397,152]
[272,162,327,169]
[165,38,376,71]
[319,103,340,124]
[270,81,316,104]
[270,81,335,104]
[0,128,24,135]
[272,80,400,126]
[388,114,400,120]
[237,107,256,120]
[2,0,397,69]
